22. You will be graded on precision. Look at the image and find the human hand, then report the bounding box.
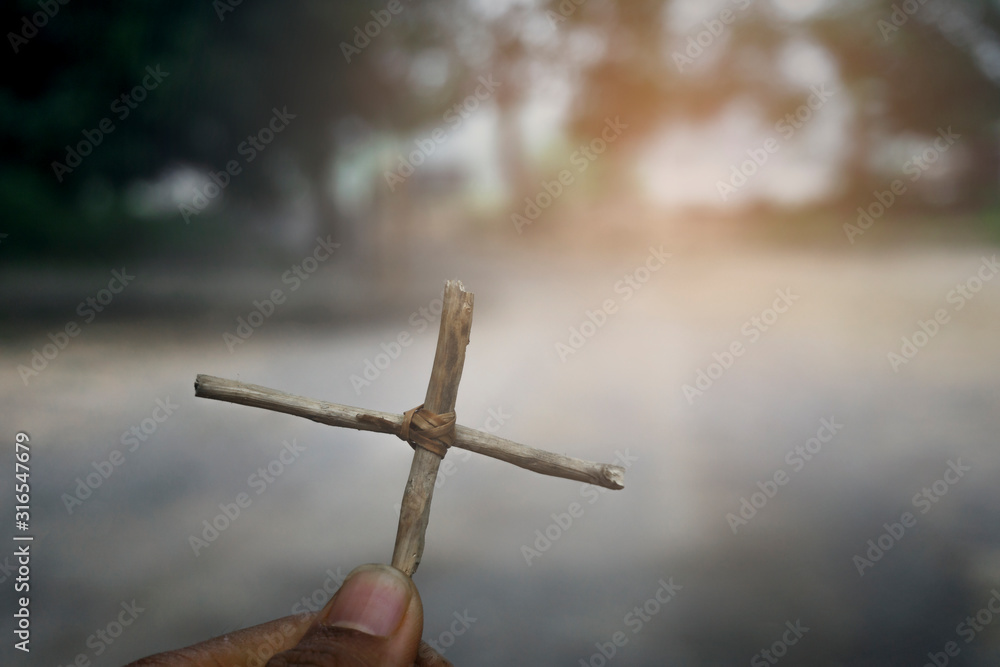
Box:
[128,564,452,666]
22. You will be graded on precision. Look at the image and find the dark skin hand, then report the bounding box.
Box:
[127,564,453,667]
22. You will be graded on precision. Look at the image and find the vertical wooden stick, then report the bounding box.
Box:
[391,280,474,576]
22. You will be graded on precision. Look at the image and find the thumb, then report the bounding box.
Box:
[267,564,424,667]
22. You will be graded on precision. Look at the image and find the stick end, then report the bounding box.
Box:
[444,280,474,309]
[603,465,626,490]
[194,374,212,397]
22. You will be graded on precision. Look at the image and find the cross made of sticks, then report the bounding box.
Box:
[194,280,625,576]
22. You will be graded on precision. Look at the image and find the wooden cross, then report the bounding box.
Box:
[194,280,625,576]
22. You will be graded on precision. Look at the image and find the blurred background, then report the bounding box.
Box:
[2,0,1000,664]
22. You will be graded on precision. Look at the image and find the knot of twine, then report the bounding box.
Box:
[397,404,455,458]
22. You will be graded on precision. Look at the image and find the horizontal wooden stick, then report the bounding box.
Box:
[194,374,625,490]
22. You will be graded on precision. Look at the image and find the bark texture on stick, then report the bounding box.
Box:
[392,280,474,576]
[194,374,625,490]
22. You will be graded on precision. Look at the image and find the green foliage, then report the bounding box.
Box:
[3,0,999,263]
[1,0,450,263]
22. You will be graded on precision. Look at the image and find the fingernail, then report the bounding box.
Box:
[321,565,412,637]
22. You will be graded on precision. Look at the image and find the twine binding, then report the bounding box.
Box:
[397,404,455,458]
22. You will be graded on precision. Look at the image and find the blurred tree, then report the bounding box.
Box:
[477,0,822,206]
[0,0,457,262]
[809,0,1000,208]
[4,0,1000,264]
[481,0,1000,212]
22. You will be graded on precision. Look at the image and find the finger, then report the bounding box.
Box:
[127,611,317,666]
[267,564,423,667]
[416,640,454,666]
